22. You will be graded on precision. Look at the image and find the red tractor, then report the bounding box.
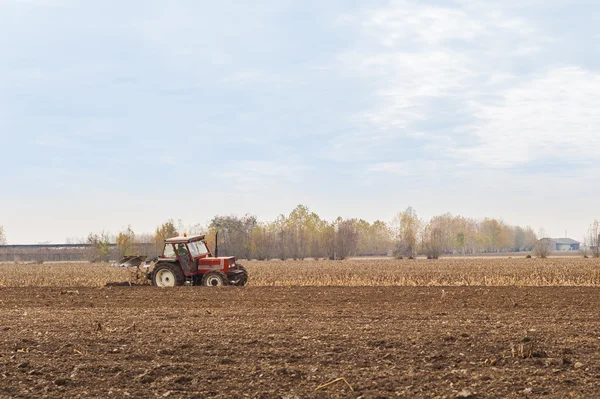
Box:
[148,234,248,287]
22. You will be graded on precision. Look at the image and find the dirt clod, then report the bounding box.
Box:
[456,389,475,398]
[54,378,69,386]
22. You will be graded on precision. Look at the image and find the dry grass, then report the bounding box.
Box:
[246,258,600,287]
[0,258,599,287]
[0,263,132,287]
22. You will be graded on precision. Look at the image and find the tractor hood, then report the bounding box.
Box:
[198,256,236,269]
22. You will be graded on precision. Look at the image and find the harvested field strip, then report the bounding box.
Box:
[0,263,132,288]
[0,258,599,287]
[249,258,600,287]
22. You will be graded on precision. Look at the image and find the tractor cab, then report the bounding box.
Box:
[150,234,248,287]
[162,235,212,269]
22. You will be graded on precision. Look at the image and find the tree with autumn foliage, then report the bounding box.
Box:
[392,207,421,258]
[116,225,136,257]
[153,220,178,254]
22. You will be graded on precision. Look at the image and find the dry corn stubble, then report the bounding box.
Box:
[246,258,600,286]
[0,258,599,287]
[0,263,131,287]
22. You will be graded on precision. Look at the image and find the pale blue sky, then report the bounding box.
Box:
[1,0,599,243]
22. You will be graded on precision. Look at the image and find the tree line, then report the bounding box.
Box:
[2,208,599,261]
[80,206,600,261]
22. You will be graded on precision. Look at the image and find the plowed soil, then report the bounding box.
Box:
[0,287,599,398]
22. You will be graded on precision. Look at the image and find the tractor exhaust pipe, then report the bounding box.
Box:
[215,231,219,258]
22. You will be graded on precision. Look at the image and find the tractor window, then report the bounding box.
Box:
[188,242,200,257]
[195,241,209,255]
[163,244,176,258]
[188,241,208,257]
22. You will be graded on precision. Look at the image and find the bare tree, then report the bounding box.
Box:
[336,219,359,260]
[319,222,336,260]
[534,238,554,259]
[135,233,155,257]
[0,225,6,245]
[250,223,274,260]
[423,226,444,259]
[209,214,256,260]
[512,226,537,252]
[586,220,600,258]
[270,214,289,261]
[86,231,112,262]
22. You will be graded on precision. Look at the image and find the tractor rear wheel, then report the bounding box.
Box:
[152,263,185,287]
[201,271,229,287]
[232,265,248,286]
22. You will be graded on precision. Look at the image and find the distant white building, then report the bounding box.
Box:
[547,238,580,251]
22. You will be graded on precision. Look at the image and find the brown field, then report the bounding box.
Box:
[1,259,600,398]
[0,258,599,288]
[1,286,600,398]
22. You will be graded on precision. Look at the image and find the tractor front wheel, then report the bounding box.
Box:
[231,265,248,286]
[201,271,229,287]
[152,263,185,287]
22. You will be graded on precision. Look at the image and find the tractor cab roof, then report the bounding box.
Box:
[165,235,206,244]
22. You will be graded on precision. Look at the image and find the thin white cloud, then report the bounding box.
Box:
[342,50,473,130]
[331,1,543,157]
[334,0,598,173]
[461,66,600,167]
[367,162,412,176]
[363,4,485,46]
[217,160,312,193]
